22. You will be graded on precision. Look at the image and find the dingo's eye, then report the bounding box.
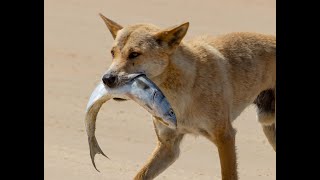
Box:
[111,50,115,58]
[128,52,141,60]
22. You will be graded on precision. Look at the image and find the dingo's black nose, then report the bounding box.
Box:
[102,74,117,87]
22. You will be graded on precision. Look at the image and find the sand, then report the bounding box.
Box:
[44,0,276,179]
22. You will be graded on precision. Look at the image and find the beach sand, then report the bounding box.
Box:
[44,0,275,179]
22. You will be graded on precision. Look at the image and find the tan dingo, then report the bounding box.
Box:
[98,14,276,180]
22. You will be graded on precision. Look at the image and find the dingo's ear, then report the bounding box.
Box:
[155,22,189,47]
[99,13,123,39]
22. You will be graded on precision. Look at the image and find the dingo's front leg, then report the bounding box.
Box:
[134,117,184,180]
[207,120,238,180]
[215,132,238,180]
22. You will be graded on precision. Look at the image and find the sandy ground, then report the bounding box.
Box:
[44,0,276,179]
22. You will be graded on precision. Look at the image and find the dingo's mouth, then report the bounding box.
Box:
[113,98,127,101]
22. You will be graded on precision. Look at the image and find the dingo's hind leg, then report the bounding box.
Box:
[254,89,276,151]
[262,123,276,151]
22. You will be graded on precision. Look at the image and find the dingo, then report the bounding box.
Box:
[98,14,275,180]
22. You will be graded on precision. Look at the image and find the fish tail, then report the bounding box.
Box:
[88,136,109,172]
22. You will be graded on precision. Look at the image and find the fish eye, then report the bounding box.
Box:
[128,52,141,60]
[169,109,174,116]
[153,91,158,101]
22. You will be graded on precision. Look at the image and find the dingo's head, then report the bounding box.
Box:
[99,14,189,88]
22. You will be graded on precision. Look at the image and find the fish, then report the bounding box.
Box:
[85,74,177,171]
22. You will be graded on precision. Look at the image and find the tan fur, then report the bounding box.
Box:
[99,14,276,180]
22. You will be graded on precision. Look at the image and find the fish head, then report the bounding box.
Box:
[152,90,177,129]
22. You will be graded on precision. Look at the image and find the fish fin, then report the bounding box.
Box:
[88,136,109,172]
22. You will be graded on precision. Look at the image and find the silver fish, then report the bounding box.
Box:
[85,74,177,171]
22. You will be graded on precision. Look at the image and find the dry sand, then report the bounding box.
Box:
[44,0,276,179]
